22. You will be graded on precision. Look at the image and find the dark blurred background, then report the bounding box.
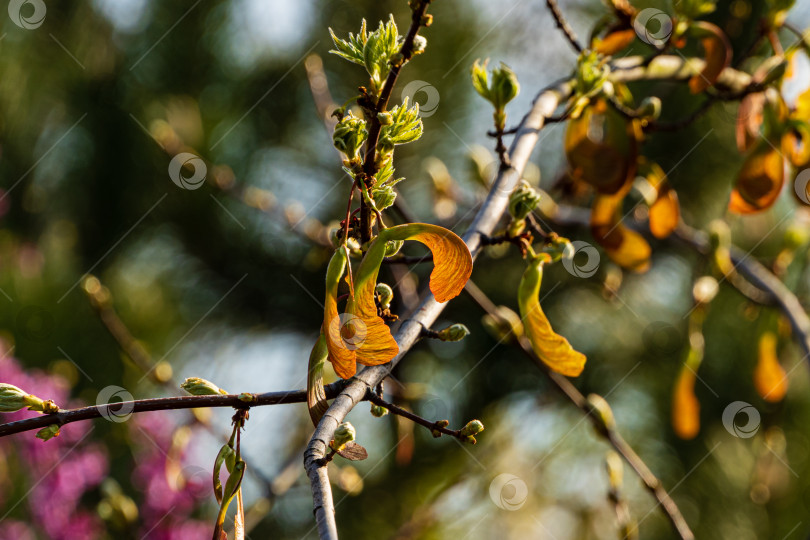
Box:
[0,0,809,538]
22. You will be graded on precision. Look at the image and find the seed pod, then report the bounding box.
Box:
[518,257,586,377]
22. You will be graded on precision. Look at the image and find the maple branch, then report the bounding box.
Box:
[303,55,759,540]
[304,77,574,540]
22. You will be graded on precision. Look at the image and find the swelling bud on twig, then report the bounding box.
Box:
[436,324,470,342]
[375,283,394,310]
[370,403,389,417]
[180,377,228,396]
[36,424,60,441]
[471,59,520,126]
[332,422,356,451]
[508,181,541,221]
[460,419,484,437]
[585,393,615,434]
[0,383,58,413]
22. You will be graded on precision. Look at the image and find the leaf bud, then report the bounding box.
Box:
[459,419,484,437]
[180,377,228,396]
[332,422,356,451]
[375,283,394,310]
[36,424,60,441]
[585,393,615,434]
[436,323,470,342]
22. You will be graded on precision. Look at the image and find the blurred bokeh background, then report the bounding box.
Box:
[1,0,810,538]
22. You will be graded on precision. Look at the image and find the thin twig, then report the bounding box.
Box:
[0,384,348,438]
[366,392,467,440]
[462,279,695,540]
[358,0,433,244]
[546,0,583,53]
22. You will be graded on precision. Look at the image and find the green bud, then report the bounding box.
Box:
[0,383,29,413]
[370,404,389,417]
[459,419,484,437]
[585,394,615,434]
[332,422,356,451]
[436,323,470,342]
[490,63,519,109]
[180,377,228,396]
[383,239,403,257]
[464,435,478,444]
[471,59,520,113]
[332,113,368,160]
[375,283,394,310]
[36,424,60,441]
[0,383,55,413]
[238,393,257,403]
[377,112,393,125]
[575,50,610,99]
[508,180,541,221]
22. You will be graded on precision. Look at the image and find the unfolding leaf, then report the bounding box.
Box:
[672,364,700,440]
[728,142,785,214]
[754,331,788,402]
[336,441,369,461]
[518,257,586,377]
[688,22,732,94]
[564,98,638,194]
[591,184,651,272]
